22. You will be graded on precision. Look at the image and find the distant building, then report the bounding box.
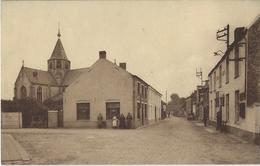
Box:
[208,15,260,144]
[195,82,209,121]
[63,51,162,128]
[161,100,167,119]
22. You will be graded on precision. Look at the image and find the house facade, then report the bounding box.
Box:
[63,51,162,128]
[208,16,260,144]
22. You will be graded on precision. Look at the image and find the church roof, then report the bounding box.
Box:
[22,67,58,85]
[49,38,68,60]
[62,68,89,86]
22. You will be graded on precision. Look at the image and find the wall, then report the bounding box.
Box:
[48,110,58,128]
[63,59,134,128]
[147,86,161,123]
[247,16,260,106]
[133,78,149,128]
[15,69,31,99]
[208,27,259,138]
[1,112,22,129]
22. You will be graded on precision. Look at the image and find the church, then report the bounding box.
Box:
[14,30,88,105]
[14,30,162,128]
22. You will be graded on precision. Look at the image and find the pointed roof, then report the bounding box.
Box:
[49,38,68,60]
[19,67,58,86]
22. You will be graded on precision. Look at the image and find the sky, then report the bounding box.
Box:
[1,0,260,101]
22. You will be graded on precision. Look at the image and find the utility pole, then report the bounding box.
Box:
[216,24,229,49]
[196,68,204,86]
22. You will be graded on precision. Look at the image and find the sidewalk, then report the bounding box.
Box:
[1,134,31,164]
[193,120,248,144]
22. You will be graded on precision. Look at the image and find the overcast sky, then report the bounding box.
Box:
[2,0,260,101]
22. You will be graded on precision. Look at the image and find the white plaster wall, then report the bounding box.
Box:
[147,87,161,121]
[63,59,134,127]
[208,38,257,133]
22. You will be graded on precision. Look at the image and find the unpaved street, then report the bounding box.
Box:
[2,117,260,164]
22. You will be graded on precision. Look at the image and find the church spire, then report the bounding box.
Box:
[57,22,61,38]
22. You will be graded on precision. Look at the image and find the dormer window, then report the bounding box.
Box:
[33,71,38,77]
[56,60,61,69]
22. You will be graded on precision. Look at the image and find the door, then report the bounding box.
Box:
[141,105,144,125]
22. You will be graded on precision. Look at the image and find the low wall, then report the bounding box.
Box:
[1,112,22,129]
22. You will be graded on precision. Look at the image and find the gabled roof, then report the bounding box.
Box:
[22,67,58,85]
[49,38,68,60]
[62,68,89,86]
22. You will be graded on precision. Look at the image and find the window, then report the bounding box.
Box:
[141,85,144,96]
[226,94,229,121]
[210,100,213,120]
[56,60,61,69]
[226,58,229,83]
[106,102,120,120]
[239,103,245,118]
[235,90,240,123]
[20,86,27,99]
[155,106,157,120]
[77,103,90,120]
[213,100,216,120]
[144,104,147,119]
[137,103,141,119]
[234,46,239,78]
[65,63,69,69]
[49,62,53,69]
[213,71,216,90]
[144,87,147,98]
[219,65,222,88]
[210,76,212,92]
[37,86,42,102]
[137,82,140,95]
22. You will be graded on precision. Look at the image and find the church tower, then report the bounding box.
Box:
[48,29,71,85]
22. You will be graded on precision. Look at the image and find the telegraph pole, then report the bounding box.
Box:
[196,68,204,86]
[216,24,229,49]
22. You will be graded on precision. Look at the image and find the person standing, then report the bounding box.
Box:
[97,113,103,128]
[112,115,118,129]
[216,109,222,130]
[126,112,133,129]
[119,114,126,129]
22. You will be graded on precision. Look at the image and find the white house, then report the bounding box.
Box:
[63,51,162,128]
[208,15,260,144]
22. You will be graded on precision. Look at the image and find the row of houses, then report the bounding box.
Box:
[9,31,165,129]
[184,15,260,144]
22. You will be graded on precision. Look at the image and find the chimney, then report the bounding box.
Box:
[99,51,106,59]
[234,27,245,42]
[119,63,126,70]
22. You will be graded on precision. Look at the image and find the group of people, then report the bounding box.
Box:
[97,112,133,129]
[112,113,133,129]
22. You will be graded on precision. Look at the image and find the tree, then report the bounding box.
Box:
[166,93,185,116]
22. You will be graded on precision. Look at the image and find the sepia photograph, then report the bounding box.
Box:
[1,0,260,164]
